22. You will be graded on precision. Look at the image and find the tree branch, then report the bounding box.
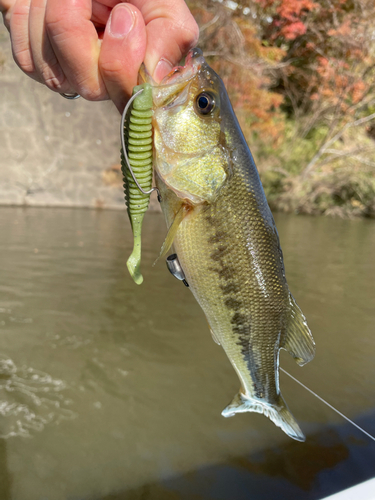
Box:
[302,112,375,177]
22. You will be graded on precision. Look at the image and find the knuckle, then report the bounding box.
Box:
[11,0,28,18]
[99,58,124,80]
[44,73,66,92]
[12,46,35,74]
[38,58,66,92]
[44,3,63,26]
[77,81,106,101]
[45,12,71,39]
[45,18,63,40]
[79,90,106,102]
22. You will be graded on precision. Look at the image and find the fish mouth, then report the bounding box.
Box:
[139,48,206,107]
[159,48,205,85]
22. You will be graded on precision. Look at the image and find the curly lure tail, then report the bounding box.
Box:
[121,83,153,285]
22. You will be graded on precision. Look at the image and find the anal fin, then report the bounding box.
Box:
[281,292,315,366]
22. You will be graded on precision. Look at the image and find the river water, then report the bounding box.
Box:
[0,207,374,500]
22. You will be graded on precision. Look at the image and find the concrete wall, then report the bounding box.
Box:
[0,23,159,210]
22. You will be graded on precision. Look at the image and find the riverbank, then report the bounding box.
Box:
[1,22,373,218]
[0,25,141,211]
[258,125,375,219]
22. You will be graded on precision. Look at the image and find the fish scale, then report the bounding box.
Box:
[151,48,315,441]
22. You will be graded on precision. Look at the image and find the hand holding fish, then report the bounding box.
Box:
[0,0,199,111]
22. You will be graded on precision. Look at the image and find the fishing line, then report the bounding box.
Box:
[281,368,375,442]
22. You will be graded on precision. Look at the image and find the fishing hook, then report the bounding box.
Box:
[121,88,161,201]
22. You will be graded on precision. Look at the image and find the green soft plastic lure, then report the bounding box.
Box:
[121,83,153,285]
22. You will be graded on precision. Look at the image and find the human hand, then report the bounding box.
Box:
[0,0,199,111]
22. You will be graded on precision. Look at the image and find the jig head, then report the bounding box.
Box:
[166,254,189,287]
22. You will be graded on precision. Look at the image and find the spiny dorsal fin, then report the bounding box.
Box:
[281,293,315,366]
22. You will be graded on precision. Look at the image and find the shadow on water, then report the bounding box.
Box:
[100,412,375,500]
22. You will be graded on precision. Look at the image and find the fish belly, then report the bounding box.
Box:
[175,190,285,400]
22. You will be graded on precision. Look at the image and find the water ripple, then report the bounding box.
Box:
[0,355,77,438]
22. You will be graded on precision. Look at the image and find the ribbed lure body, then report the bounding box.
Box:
[121,83,153,284]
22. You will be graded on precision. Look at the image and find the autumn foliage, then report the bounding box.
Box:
[187,0,375,217]
[188,1,286,143]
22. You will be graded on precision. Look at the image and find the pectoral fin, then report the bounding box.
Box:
[154,204,190,265]
[281,293,315,366]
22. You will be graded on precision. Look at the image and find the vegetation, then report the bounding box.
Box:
[187,0,375,217]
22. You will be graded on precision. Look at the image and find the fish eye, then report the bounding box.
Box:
[195,92,215,115]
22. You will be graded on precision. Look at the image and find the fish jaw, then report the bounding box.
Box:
[140,48,206,110]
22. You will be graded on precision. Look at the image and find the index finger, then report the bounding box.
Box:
[45,0,107,100]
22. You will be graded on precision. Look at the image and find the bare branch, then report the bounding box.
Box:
[268,167,290,176]
[203,51,292,71]
[302,112,375,177]
[200,13,220,32]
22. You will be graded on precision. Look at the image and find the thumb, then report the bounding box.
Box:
[139,1,199,82]
[99,3,147,112]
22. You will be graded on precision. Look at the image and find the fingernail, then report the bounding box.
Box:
[153,58,174,83]
[109,5,135,38]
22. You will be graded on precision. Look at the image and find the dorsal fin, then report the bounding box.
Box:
[280,293,315,366]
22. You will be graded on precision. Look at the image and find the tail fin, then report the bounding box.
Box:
[221,392,305,442]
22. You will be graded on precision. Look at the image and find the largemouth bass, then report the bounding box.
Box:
[140,48,315,441]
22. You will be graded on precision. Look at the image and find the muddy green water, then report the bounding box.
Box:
[0,207,374,500]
